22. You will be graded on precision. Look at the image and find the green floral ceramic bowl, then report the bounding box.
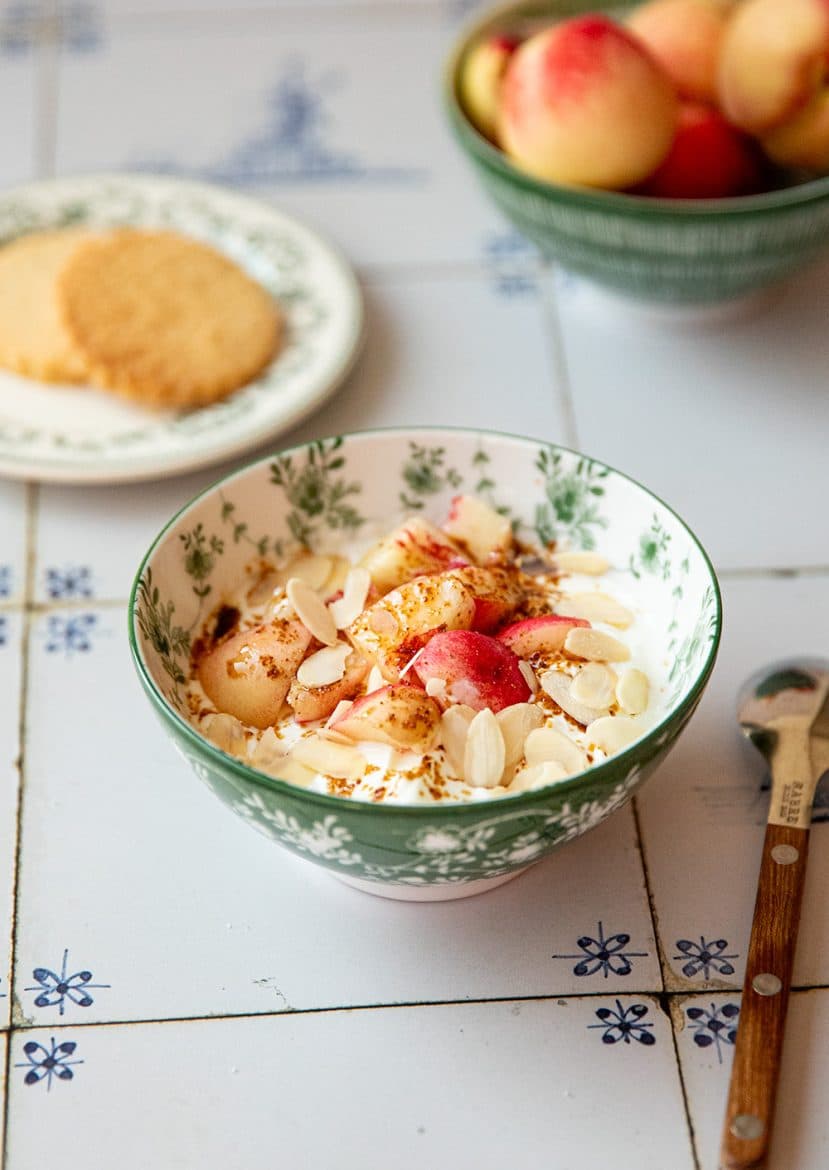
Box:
[445,1,829,304]
[129,428,721,900]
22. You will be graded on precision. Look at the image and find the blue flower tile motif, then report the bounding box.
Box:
[686,1002,740,1064]
[44,565,94,600]
[0,3,37,55]
[483,230,539,298]
[0,615,7,647]
[25,949,109,1016]
[673,937,738,980]
[44,613,97,655]
[16,1037,83,1089]
[0,2,101,55]
[553,921,648,978]
[588,1000,656,1046]
[0,563,12,597]
[59,3,103,53]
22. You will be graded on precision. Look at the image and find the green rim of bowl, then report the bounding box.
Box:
[444,0,829,218]
[128,425,723,818]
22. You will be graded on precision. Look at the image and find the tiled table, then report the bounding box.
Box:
[1,3,828,1168]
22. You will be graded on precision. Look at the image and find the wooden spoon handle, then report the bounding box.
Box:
[719,822,810,1170]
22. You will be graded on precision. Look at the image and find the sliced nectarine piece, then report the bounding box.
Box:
[329,684,441,753]
[412,629,531,714]
[359,517,462,593]
[443,494,513,562]
[496,614,589,657]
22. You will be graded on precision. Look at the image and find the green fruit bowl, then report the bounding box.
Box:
[445,0,829,304]
[129,428,721,901]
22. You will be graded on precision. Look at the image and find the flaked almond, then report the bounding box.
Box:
[291,735,365,780]
[518,660,539,694]
[587,714,643,756]
[324,555,352,596]
[246,570,281,608]
[317,725,359,746]
[440,704,475,775]
[296,643,352,688]
[463,707,506,789]
[287,576,338,646]
[201,712,247,757]
[249,725,282,767]
[570,662,618,710]
[328,567,371,629]
[270,757,318,788]
[509,760,568,793]
[277,553,333,591]
[616,668,650,716]
[552,551,610,575]
[555,592,633,629]
[524,726,588,775]
[564,627,630,663]
[496,703,544,769]
[425,676,448,701]
[539,669,608,726]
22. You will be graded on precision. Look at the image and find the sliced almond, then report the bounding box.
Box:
[555,592,633,629]
[201,712,247,757]
[249,725,283,767]
[509,760,568,793]
[277,553,333,591]
[296,643,352,688]
[246,570,281,608]
[587,714,643,756]
[523,726,588,775]
[518,660,539,694]
[425,676,448,701]
[463,708,506,789]
[539,669,609,726]
[552,551,610,575]
[496,703,544,769]
[328,567,371,629]
[287,577,338,646]
[269,757,318,788]
[324,555,352,596]
[570,662,618,710]
[564,627,630,663]
[440,705,475,775]
[317,725,359,746]
[291,735,366,780]
[616,668,650,716]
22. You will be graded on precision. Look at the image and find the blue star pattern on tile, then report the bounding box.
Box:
[25,949,110,1016]
[16,1037,83,1089]
[673,937,738,979]
[588,1001,656,1046]
[0,614,7,647]
[44,565,94,601]
[553,921,648,978]
[483,230,539,298]
[44,613,97,655]
[686,1002,740,1064]
[0,2,101,55]
[0,563,11,597]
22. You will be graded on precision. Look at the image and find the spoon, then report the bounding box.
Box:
[720,659,829,1170]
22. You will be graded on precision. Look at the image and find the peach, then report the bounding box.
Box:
[359,517,462,594]
[198,620,311,730]
[627,0,729,104]
[497,15,678,189]
[496,614,589,658]
[329,685,441,753]
[443,494,514,562]
[762,91,829,170]
[287,650,370,724]
[718,0,829,134]
[638,102,764,198]
[412,630,531,713]
[460,34,521,141]
[446,564,525,632]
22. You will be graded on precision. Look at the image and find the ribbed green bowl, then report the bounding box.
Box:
[445,0,829,304]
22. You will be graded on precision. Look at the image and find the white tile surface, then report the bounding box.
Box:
[637,573,829,992]
[6,998,693,1170]
[35,271,564,602]
[555,258,829,571]
[0,610,23,1030]
[0,47,36,187]
[0,483,27,607]
[677,989,829,1170]
[15,604,658,1026]
[54,7,503,268]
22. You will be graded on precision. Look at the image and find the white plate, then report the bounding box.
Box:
[0,174,363,483]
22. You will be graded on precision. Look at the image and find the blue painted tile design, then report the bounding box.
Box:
[58,3,102,53]
[588,1000,656,1046]
[483,230,539,298]
[553,921,648,979]
[686,1002,740,1064]
[43,613,97,655]
[44,565,94,601]
[0,564,12,598]
[16,1037,83,1089]
[673,937,738,980]
[25,949,110,1016]
[0,614,7,647]
[0,2,102,56]
[0,3,39,55]
[135,61,427,187]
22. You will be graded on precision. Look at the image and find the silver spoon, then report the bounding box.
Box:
[720,658,829,1170]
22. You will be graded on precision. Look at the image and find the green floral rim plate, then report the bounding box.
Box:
[0,174,363,484]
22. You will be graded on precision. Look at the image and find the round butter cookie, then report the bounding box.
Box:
[59,230,281,409]
[0,228,93,382]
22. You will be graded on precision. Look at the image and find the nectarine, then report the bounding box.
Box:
[627,0,729,104]
[638,101,763,198]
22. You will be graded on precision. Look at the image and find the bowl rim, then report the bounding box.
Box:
[128,425,723,818]
[444,0,829,217]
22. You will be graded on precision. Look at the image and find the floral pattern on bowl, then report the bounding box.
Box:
[129,428,721,901]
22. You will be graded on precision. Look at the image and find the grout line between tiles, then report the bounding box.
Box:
[1,484,37,1170]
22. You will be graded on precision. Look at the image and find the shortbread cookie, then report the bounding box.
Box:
[59,230,282,409]
[0,229,92,382]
